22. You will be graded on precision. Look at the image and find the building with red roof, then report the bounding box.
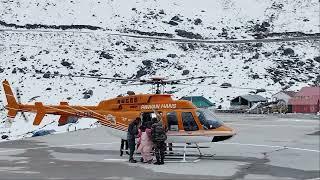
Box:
[288,87,320,113]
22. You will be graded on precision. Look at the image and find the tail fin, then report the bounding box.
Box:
[2,80,19,118]
[33,102,45,125]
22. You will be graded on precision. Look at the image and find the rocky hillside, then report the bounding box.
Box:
[0,0,319,140]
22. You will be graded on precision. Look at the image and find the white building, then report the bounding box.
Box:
[271,91,296,105]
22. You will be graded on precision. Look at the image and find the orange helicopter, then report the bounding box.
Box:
[2,74,236,147]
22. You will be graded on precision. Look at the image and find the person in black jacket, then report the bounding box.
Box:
[127,117,141,163]
[151,118,167,165]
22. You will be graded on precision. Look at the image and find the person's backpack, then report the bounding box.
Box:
[152,124,167,142]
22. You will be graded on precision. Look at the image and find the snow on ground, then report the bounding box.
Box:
[0,0,319,38]
[0,0,319,140]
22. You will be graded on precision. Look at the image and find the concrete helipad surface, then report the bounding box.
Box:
[0,113,319,180]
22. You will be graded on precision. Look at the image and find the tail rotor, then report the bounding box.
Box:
[15,88,29,122]
[2,80,30,128]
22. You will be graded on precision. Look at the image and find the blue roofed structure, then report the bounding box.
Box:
[230,94,267,109]
[180,96,215,108]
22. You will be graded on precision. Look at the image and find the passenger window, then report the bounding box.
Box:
[181,112,199,131]
[167,112,178,131]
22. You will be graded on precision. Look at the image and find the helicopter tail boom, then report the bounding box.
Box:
[2,80,83,126]
[2,80,19,119]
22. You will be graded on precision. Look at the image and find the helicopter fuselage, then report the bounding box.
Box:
[3,80,235,143]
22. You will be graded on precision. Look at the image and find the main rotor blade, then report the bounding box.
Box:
[167,83,274,92]
[119,82,146,87]
[165,75,216,83]
[219,85,272,91]
[168,82,209,86]
[35,72,141,82]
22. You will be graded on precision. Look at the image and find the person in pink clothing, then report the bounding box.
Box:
[137,122,153,163]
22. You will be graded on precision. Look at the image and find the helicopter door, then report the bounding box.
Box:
[166,112,179,131]
[141,111,162,125]
[181,112,199,131]
[141,112,152,125]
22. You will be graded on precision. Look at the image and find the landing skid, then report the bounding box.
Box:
[122,143,215,163]
[165,143,215,163]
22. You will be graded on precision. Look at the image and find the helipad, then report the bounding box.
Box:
[0,113,319,180]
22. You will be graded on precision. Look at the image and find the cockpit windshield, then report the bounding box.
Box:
[196,109,224,129]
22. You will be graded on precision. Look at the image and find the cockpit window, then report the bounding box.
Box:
[196,109,223,129]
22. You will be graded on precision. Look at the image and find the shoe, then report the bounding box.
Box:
[140,157,144,162]
[147,160,153,164]
[129,159,137,163]
[159,161,164,165]
[154,161,161,165]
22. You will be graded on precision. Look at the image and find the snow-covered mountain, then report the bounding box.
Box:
[0,0,319,140]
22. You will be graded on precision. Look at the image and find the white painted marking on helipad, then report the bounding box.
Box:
[103,158,127,162]
[193,159,201,163]
[277,119,320,122]
[0,142,118,153]
[215,142,320,153]
[226,123,317,128]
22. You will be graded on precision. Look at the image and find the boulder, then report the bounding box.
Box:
[171,15,183,22]
[168,21,178,26]
[182,70,190,75]
[99,52,113,59]
[175,29,203,39]
[220,83,232,88]
[194,18,202,25]
[83,89,93,99]
[43,72,51,78]
[1,135,8,139]
[167,54,177,58]
[136,68,148,78]
[61,60,72,67]
[282,48,294,56]
[142,60,153,67]
[314,56,320,63]
[20,57,27,61]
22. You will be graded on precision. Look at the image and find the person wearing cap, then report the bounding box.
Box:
[151,117,167,165]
